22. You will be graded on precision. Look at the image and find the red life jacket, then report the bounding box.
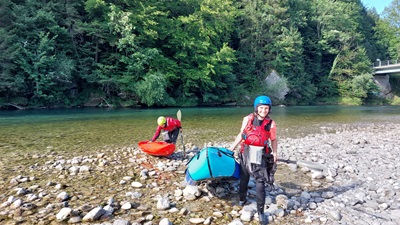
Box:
[241,113,272,152]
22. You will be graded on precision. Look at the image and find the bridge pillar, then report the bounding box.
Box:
[373,75,392,96]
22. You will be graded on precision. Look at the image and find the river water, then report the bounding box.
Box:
[0,105,399,156]
[0,105,399,225]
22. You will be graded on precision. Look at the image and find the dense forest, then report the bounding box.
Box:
[1,0,400,109]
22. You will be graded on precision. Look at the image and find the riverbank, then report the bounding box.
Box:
[0,122,399,225]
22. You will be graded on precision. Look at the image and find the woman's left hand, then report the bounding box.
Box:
[273,154,278,163]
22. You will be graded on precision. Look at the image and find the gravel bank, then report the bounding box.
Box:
[0,122,399,225]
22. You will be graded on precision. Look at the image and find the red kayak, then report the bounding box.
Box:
[138,141,175,157]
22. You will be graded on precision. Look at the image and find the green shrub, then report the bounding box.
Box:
[340,97,362,105]
[391,95,400,105]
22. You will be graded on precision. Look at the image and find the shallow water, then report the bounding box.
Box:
[0,105,399,156]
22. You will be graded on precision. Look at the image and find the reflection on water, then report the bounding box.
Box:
[0,106,399,155]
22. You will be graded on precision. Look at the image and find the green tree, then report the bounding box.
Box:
[0,0,390,108]
[375,0,400,60]
[16,32,74,105]
[305,0,377,104]
[236,0,315,104]
[106,2,176,106]
[0,0,20,104]
[3,0,77,106]
[167,0,238,105]
[134,72,174,106]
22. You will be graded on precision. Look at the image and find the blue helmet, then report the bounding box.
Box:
[254,95,272,111]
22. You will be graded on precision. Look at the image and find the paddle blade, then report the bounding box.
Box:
[177,110,182,121]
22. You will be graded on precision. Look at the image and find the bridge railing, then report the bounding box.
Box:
[373,59,399,67]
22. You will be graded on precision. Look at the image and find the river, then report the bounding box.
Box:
[1,105,399,156]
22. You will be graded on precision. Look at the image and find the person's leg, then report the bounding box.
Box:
[255,155,271,225]
[255,178,267,224]
[169,128,180,144]
[255,179,266,212]
[239,158,250,204]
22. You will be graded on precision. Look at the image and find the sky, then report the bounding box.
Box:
[361,0,392,14]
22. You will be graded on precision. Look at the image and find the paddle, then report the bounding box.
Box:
[177,110,186,159]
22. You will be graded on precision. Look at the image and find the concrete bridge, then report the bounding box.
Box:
[373,59,400,74]
[372,59,400,97]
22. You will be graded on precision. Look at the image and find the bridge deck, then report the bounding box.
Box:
[373,60,400,75]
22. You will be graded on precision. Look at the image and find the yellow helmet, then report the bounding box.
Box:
[157,116,166,126]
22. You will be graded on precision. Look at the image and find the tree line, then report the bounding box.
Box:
[0,0,399,109]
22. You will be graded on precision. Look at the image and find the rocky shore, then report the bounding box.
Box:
[0,122,399,225]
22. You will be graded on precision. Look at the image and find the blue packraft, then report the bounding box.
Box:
[185,147,240,184]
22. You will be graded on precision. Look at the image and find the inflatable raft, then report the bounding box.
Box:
[138,141,175,157]
[185,147,240,183]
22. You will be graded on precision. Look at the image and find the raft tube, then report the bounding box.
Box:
[185,147,240,183]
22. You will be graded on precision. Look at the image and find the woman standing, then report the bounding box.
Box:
[228,95,278,225]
